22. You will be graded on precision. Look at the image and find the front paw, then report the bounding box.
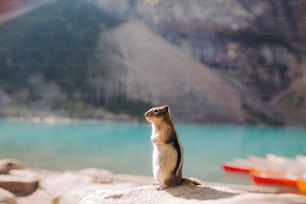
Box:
[152,183,165,190]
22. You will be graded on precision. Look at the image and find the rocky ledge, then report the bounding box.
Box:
[0,159,305,204]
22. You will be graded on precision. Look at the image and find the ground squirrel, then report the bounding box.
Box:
[145,105,202,189]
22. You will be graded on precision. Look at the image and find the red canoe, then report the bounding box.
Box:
[252,173,298,186]
[222,163,251,173]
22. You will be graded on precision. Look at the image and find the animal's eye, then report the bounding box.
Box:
[153,109,159,115]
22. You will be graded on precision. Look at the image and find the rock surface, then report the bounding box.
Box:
[0,159,25,174]
[0,158,305,204]
[16,189,53,204]
[79,184,306,204]
[272,74,306,125]
[0,175,38,196]
[0,188,16,204]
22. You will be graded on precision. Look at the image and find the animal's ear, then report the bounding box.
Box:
[165,105,172,119]
[163,105,169,112]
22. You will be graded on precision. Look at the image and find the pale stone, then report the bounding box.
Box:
[16,189,54,204]
[39,171,93,198]
[79,168,114,183]
[79,184,306,204]
[0,159,25,174]
[0,188,17,204]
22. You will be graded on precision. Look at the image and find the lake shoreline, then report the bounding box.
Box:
[1,119,306,186]
[0,114,139,125]
[2,115,306,128]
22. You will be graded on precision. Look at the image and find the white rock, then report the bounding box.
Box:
[79,168,114,183]
[79,184,306,204]
[16,189,53,204]
[0,188,17,204]
[0,159,25,174]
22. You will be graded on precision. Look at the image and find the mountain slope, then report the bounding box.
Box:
[100,21,285,124]
[272,74,306,125]
[0,0,126,119]
[0,0,289,124]
[92,0,305,124]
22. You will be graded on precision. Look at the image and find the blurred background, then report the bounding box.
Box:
[0,0,306,183]
[0,0,305,125]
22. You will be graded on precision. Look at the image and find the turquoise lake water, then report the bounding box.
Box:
[0,119,305,184]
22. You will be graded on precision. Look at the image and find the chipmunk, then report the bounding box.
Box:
[145,105,203,190]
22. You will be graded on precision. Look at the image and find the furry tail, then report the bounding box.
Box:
[182,177,204,186]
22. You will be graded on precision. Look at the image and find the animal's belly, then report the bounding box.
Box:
[152,144,178,176]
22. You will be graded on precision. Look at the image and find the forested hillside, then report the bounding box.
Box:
[0,0,150,119]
